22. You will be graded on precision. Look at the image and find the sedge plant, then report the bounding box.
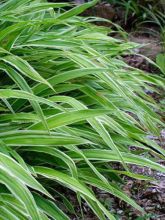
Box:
[0,0,165,219]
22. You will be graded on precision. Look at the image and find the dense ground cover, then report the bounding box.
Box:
[0,0,164,219]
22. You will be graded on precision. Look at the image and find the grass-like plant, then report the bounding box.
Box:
[0,0,165,219]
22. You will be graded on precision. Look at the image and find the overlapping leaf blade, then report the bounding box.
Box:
[0,0,164,219]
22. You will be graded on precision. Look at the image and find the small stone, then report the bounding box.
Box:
[160,129,165,140]
[145,206,155,211]
[117,210,123,214]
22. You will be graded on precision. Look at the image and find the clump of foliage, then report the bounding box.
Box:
[0,0,165,219]
[108,0,165,26]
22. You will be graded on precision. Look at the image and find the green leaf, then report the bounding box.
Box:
[0,50,53,88]
[0,169,41,220]
[35,166,115,220]
[0,152,51,198]
[30,109,110,130]
[68,149,165,173]
[34,193,70,220]
[156,53,165,74]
